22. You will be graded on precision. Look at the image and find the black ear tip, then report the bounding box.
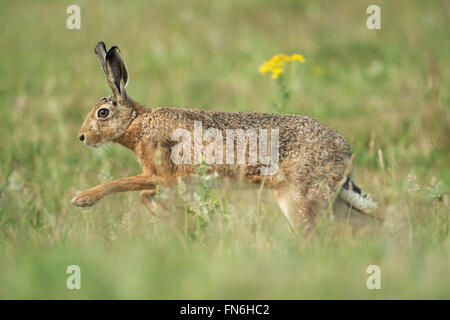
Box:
[106,46,122,60]
[95,41,107,53]
[109,46,120,53]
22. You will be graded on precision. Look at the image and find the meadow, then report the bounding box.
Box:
[0,0,448,299]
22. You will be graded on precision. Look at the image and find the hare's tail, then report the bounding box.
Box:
[339,177,378,212]
[333,177,382,228]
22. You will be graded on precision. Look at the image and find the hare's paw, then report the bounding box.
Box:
[71,190,102,207]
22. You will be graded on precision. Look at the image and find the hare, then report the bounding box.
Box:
[71,41,381,234]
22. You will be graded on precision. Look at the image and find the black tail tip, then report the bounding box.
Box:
[343,177,366,197]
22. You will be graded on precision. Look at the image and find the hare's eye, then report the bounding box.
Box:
[97,108,110,118]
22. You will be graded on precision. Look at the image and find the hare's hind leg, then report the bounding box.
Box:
[274,186,319,235]
[292,191,320,236]
[274,188,296,230]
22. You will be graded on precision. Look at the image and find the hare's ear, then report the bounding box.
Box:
[105,46,129,99]
[94,41,108,75]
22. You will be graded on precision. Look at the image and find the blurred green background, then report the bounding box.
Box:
[0,0,449,299]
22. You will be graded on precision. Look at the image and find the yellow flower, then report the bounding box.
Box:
[291,54,305,63]
[271,67,284,79]
[272,54,291,63]
[259,63,270,75]
[259,53,305,79]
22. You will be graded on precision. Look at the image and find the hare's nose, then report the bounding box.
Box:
[78,134,85,142]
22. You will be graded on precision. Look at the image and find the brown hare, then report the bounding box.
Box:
[71,41,381,235]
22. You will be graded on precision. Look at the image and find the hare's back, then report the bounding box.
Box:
[154,107,351,160]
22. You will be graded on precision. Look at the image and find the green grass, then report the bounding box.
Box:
[0,0,449,299]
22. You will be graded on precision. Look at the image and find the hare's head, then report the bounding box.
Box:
[78,42,137,147]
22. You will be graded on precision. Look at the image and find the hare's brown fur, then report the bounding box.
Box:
[71,42,380,234]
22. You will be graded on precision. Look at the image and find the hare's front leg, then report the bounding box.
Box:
[71,174,156,207]
[139,189,171,216]
[139,189,157,212]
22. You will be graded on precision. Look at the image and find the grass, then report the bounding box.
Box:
[0,0,449,299]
